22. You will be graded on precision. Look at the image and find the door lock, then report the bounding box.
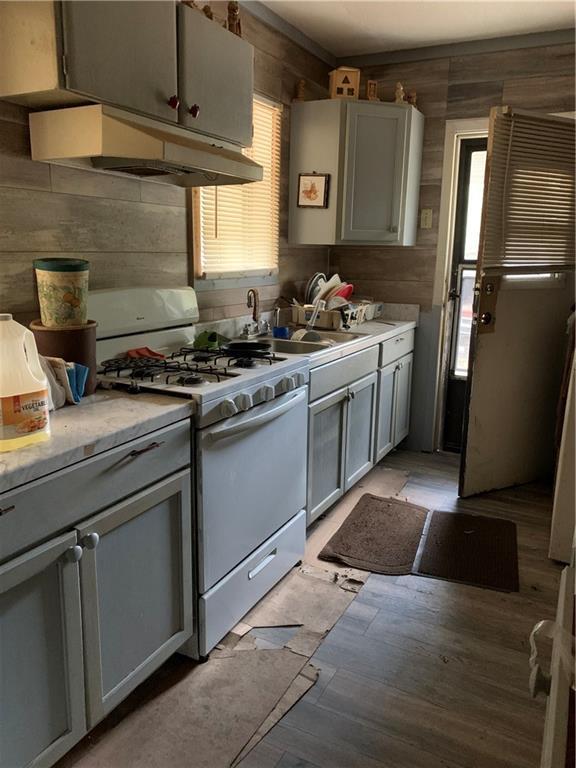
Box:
[479,312,492,326]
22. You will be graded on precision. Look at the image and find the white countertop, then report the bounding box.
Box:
[0,319,415,495]
[0,390,193,494]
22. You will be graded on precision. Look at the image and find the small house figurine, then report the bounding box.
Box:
[407,90,417,106]
[329,66,361,100]
[227,1,241,36]
[293,79,306,102]
[366,80,379,101]
[394,82,405,104]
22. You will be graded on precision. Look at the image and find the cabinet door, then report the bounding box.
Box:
[77,471,193,727]
[61,1,178,122]
[308,388,348,525]
[178,4,253,146]
[342,102,408,242]
[344,372,378,490]
[0,532,85,768]
[375,362,397,463]
[393,353,413,446]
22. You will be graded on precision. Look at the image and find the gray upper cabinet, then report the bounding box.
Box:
[344,371,377,490]
[289,99,424,246]
[61,1,179,122]
[178,4,253,146]
[77,471,193,728]
[0,531,86,768]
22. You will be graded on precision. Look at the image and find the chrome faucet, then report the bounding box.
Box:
[241,288,270,338]
[247,288,260,323]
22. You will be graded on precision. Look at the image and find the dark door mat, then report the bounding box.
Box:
[414,511,519,592]
[318,494,429,575]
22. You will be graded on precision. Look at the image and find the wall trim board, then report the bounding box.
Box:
[341,28,575,67]
[241,1,338,67]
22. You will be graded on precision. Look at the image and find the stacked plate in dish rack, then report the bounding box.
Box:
[304,273,355,307]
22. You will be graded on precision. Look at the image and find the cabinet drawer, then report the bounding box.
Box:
[379,329,414,367]
[0,419,191,564]
[199,510,306,655]
[310,346,379,401]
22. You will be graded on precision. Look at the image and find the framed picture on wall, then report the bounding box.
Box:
[297,173,330,208]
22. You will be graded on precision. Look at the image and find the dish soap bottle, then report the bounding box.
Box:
[0,314,50,452]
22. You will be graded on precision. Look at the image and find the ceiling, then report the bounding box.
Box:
[260,1,575,57]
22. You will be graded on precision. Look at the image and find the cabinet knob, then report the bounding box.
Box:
[188,103,200,118]
[167,95,180,110]
[65,545,83,563]
[81,532,100,550]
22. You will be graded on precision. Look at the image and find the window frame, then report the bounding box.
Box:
[191,94,282,290]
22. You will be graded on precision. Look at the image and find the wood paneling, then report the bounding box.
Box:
[330,41,575,310]
[0,6,331,321]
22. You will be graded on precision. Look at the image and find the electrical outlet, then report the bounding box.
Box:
[420,208,433,229]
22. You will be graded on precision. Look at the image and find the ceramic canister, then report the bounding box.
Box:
[33,258,90,327]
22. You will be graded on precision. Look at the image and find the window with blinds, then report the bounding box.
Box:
[194,97,282,279]
[480,107,575,271]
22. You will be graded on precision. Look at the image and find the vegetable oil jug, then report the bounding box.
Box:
[0,314,50,452]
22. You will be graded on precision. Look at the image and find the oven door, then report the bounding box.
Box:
[196,388,308,592]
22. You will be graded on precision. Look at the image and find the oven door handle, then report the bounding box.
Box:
[204,389,306,444]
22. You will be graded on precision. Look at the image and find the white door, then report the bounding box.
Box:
[197,389,308,591]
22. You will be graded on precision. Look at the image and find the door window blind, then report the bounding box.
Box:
[195,97,281,279]
[480,107,575,270]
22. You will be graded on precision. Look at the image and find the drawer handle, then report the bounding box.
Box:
[248,549,277,580]
[0,505,15,516]
[128,441,165,459]
[395,337,405,343]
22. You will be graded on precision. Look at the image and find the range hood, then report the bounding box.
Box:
[29,104,263,187]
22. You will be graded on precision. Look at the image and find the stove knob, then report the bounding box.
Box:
[276,379,288,395]
[284,376,296,392]
[235,393,253,411]
[294,372,306,388]
[220,399,238,418]
[261,385,275,402]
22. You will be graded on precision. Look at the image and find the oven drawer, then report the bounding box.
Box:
[199,510,306,655]
[0,419,191,563]
[379,330,414,367]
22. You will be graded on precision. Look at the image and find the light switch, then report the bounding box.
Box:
[420,208,433,229]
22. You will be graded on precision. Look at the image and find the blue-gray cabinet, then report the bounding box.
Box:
[0,532,86,768]
[61,1,178,123]
[289,99,424,246]
[344,371,378,489]
[375,352,414,462]
[77,471,193,728]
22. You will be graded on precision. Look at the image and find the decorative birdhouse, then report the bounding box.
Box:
[329,66,361,100]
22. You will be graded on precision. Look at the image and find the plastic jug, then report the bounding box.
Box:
[0,314,50,452]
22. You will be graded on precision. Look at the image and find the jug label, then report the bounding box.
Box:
[0,390,49,440]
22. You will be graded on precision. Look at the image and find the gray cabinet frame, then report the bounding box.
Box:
[344,371,378,490]
[0,531,86,768]
[76,471,193,727]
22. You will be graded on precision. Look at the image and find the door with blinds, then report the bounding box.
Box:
[460,108,575,497]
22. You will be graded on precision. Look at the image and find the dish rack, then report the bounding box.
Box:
[292,301,383,330]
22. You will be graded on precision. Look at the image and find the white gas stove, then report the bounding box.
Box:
[89,287,308,659]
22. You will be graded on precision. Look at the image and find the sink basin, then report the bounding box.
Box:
[265,339,329,354]
[312,330,368,343]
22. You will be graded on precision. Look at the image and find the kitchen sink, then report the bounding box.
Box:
[263,330,369,355]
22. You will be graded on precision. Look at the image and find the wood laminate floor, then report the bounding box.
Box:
[241,450,562,768]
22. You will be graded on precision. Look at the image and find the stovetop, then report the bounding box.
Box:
[97,344,304,404]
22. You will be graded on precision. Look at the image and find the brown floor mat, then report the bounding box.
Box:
[318,494,429,575]
[414,511,519,592]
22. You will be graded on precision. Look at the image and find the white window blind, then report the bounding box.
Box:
[195,97,281,279]
[480,107,575,270]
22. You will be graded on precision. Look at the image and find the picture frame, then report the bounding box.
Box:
[297,173,330,208]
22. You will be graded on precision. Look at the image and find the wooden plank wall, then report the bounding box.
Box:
[330,43,575,310]
[0,7,331,323]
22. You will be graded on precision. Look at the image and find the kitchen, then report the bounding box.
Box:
[0,2,574,768]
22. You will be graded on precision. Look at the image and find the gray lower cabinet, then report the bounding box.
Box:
[76,471,193,728]
[61,1,178,122]
[308,387,348,525]
[344,372,378,490]
[374,352,414,462]
[308,373,378,525]
[0,532,86,768]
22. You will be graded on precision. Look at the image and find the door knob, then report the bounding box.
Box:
[81,532,100,550]
[167,95,180,110]
[188,104,200,118]
[479,312,492,325]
